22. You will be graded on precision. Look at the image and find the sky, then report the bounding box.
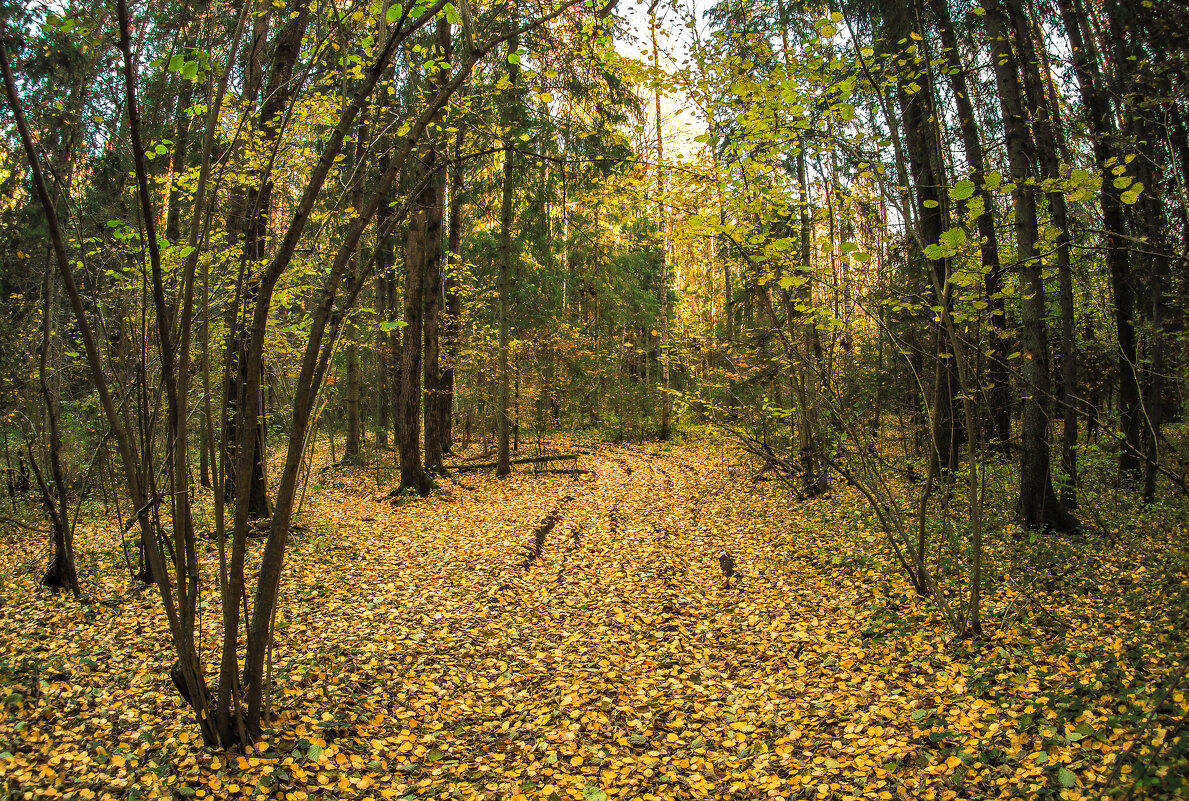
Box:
[613,0,706,162]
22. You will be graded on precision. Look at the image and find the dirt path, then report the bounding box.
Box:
[274,442,888,800]
[6,441,1153,800]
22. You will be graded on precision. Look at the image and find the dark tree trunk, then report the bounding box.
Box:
[344,114,372,464]
[423,21,451,474]
[1057,0,1141,478]
[224,3,309,520]
[398,154,433,496]
[495,33,520,479]
[896,43,958,480]
[344,330,363,461]
[376,146,401,452]
[375,271,391,449]
[37,268,79,596]
[439,127,465,456]
[1134,116,1171,503]
[422,172,446,473]
[218,4,312,744]
[397,19,450,493]
[794,149,827,498]
[1013,0,1078,505]
[220,1,274,520]
[929,0,1010,454]
[650,9,671,441]
[985,0,1078,531]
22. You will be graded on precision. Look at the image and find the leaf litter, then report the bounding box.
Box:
[1,440,1187,800]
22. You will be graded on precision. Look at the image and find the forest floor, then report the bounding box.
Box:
[1,438,1188,800]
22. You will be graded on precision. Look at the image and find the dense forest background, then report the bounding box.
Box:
[1,0,1188,774]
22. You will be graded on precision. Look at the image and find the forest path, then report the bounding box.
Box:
[2,441,1162,800]
[278,441,888,799]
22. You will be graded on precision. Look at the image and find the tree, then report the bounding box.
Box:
[4,0,608,747]
[984,0,1077,530]
[495,31,522,478]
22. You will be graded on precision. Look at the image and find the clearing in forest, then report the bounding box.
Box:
[1,442,1186,800]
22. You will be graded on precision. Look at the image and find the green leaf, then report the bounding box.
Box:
[922,199,939,208]
[444,2,460,24]
[307,744,324,762]
[582,787,607,801]
[939,226,967,251]
[385,3,403,23]
[1058,767,1076,788]
[380,321,408,332]
[426,747,444,761]
[923,244,946,260]
[950,179,976,201]
[508,52,521,65]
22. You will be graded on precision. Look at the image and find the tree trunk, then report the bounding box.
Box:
[440,126,465,456]
[375,270,391,449]
[897,56,958,480]
[985,0,1078,531]
[399,154,433,495]
[221,0,275,520]
[929,0,1010,454]
[495,32,520,478]
[343,105,373,464]
[1134,116,1171,503]
[1014,0,1078,505]
[650,7,671,441]
[37,266,79,596]
[423,21,451,474]
[1056,0,1140,478]
[794,149,827,498]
